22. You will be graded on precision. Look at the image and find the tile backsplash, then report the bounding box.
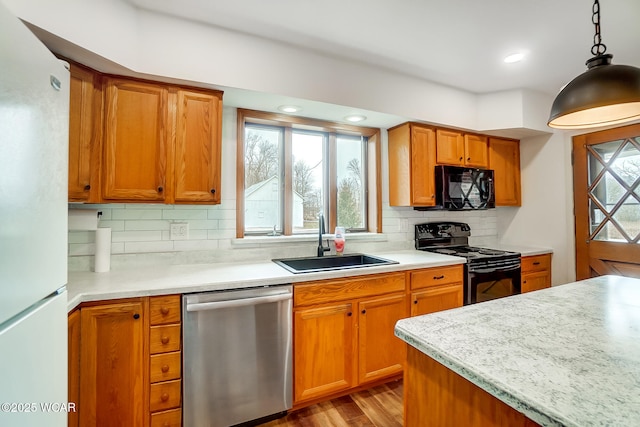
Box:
[68,203,497,271]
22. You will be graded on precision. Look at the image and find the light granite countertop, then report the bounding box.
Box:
[395,275,640,427]
[66,244,552,312]
[66,250,464,311]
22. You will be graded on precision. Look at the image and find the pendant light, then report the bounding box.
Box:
[547,0,640,129]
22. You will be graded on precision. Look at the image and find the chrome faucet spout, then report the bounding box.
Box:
[317,213,330,257]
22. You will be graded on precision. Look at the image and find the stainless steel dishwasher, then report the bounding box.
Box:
[182,285,293,427]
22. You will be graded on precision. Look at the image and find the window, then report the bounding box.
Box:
[237,109,381,238]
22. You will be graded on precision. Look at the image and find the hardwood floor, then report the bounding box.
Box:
[258,380,403,427]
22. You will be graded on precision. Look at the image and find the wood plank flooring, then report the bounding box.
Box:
[258,380,403,427]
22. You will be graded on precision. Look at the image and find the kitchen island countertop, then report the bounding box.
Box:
[395,275,640,426]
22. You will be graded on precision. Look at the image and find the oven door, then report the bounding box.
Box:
[466,263,521,305]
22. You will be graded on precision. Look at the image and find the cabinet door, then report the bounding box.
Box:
[489,138,521,206]
[411,284,463,316]
[68,64,100,202]
[522,271,550,293]
[294,302,355,403]
[79,300,148,426]
[174,89,222,203]
[103,78,169,201]
[358,293,408,384]
[464,134,488,168]
[411,126,437,206]
[436,129,464,165]
[68,310,81,427]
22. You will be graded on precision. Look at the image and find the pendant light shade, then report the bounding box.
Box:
[548,55,640,129]
[547,0,640,129]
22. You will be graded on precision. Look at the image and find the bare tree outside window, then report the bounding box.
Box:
[337,158,363,228]
[244,130,279,188]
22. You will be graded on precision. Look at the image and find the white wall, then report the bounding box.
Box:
[6,0,575,280]
[496,131,576,284]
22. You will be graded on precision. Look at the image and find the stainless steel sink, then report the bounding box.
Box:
[272,253,398,274]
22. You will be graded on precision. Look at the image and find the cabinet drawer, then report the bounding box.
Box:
[151,408,182,427]
[410,265,464,290]
[294,272,405,307]
[150,324,181,354]
[521,254,551,273]
[150,351,181,383]
[150,379,181,412]
[150,295,181,325]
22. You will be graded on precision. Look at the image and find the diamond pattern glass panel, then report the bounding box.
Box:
[587,137,640,244]
[613,204,640,242]
[593,221,624,242]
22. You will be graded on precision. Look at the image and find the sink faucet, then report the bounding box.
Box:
[317,213,330,257]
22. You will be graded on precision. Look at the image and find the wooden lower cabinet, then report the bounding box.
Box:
[70,295,182,427]
[294,302,355,402]
[410,265,464,316]
[358,293,407,383]
[411,283,463,316]
[67,309,81,427]
[521,254,552,293]
[78,299,149,427]
[148,295,182,424]
[293,272,408,405]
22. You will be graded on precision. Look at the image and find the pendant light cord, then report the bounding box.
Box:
[591,0,607,56]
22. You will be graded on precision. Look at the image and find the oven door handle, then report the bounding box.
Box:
[470,264,520,274]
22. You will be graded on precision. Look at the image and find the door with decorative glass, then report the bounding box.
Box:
[573,124,640,279]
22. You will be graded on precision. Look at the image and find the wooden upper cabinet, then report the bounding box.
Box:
[68,63,101,202]
[435,129,465,165]
[488,137,521,206]
[103,78,169,202]
[436,129,488,168]
[174,89,222,203]
[463,134,489,168]
[388,123,437,207]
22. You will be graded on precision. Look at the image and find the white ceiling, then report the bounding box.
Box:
[125,0,640,97]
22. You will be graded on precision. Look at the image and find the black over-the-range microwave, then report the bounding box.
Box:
[415,165,495,211]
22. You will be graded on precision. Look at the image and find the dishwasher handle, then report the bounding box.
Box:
[186,292,292,312]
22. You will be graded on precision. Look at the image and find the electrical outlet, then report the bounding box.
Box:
[170,222,189,240]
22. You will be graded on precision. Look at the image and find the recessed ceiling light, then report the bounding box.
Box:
[277,105,301,113]
[344,114,367,122]
[504,53,525,64]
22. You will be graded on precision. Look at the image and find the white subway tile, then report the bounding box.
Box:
[189,220,219,230]
[174,239,219,251]
[163,209,208,220]
[125,220,170,231]
[112,209,162,220]
[124,241,175,253]
[112,230,163,242]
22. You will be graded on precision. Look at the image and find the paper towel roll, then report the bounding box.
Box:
[94,227,111,273]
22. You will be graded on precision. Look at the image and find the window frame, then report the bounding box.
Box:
[236,108,382,238]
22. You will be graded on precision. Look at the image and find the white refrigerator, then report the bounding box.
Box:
[0,2,69,426]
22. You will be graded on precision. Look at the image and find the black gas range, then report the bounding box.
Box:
[415,222,521,305]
